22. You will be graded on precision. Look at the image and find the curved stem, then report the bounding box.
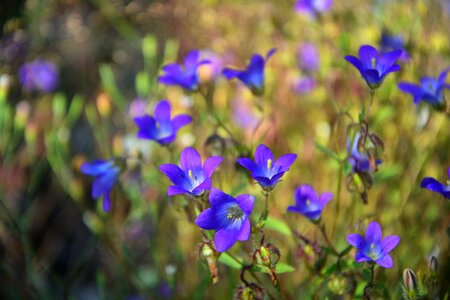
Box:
[318,223,339,256]
[363,263,375,300]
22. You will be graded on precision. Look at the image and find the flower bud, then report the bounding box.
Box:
[403,268,418,291]
[429,256,438,274]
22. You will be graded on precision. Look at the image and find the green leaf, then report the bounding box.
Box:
[265,217,292,236]
[373,165,402,183]
[315,142,341,163]
[339,246,353,256]
[99,64,125,110]
[252,263,295,274]
[218,253,243,269]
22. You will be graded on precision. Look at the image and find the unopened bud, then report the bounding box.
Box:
[198,242,219,284]
[403,268,418,291]
[254,245,271,267]
[429,256,438,274]
[234,283,265,300]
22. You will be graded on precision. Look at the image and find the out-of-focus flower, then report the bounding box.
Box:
[287,184,333,221]
[346,221,400,268]
[347,133,381,174]
[223,49,276,96]
[134,100,192,145]
[81,159,121,212]
[420,167,450,199]
[292,76,316,94]
[398,68,450,110]
[19,59,58,93]
[158,50,210,91]
[294,0,333,17]
[345,45,402,90]
[128,97,147,118]
[379,31,409,61]
[237,144,297,190]
[298,43,320,72]
[195,188,254,252]
[159,147,222,197]
[197,50,223,82]
[232,99,260,130]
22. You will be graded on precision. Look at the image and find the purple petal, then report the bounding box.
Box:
[209,188,235,207]
[222,68,242,79]
[344,55,363,72]
[154,100,171,121]
[235,194,255,215]
[195,208,217,230]
[253,176,273,187]
[265,48,277,61]
[318,192,333,208]
[236,218,251,241]
[92,170,118,198]
[438,67,450,83]
[398,83,424,105]
[168,186,189,196]
[365,221,382,243]
[80,160,113,176]
[274,153,297,172]
[346,234,364,249]
[362,69,381,86]
[191,178,212,195]
[421,177,446,192]
[156,134,176,145]
[180,147,203,172]
[236,158,258,173]
[214,228,239,252]
[379,50,402,70]
[381,64,401,78]
[355,252,371,263]
[380,235,400,254]
[134,115,158,140]
[268,172,285,186]
[172,114,192,131]
[203,156,223,177]
[254,144,274,167]
[103,193,112,212]
[159,164,190,187]
[448,168,450,180]
[358,45,378,67]
[295,184,318,206]
[184,50,200,71]
[376,254,394,268]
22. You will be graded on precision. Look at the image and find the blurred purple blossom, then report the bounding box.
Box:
[298,43,320,72]
[232,99,260,130]
[379,31,409,61]
[421,167,450,199]
[292,76,316,94]
[19,59,58,93]
[128,97,147,118]
[287,184,333,221]
[295,0,333,17]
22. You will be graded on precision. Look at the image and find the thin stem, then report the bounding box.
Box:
[318,223,339,256]
[257,192,270,230]
[363,263,375,300]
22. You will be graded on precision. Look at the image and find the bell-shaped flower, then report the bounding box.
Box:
[195,188,255,252]
[398,68,450,110]
[347,133,381,174]
[134,100,192,145]
[287,184,333,221]
[80,159,121,212]
[346,221,400,268]
[237,144,297,190]
[222,49,276,96]
[158,50,210,91]
[159,147,222,197]
[421,167,450,199]
[345,45,402,90]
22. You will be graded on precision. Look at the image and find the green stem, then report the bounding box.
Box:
[318,223,339,256]
[258,192,270,230]
[363,263,375,300]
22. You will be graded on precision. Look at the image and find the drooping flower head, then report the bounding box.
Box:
[81,159,121,212]
[294,0,333,17]
[222,49,276,96]
[298,43,320,72]
[398,68,450,110]
[347,132,381,174]
[420,167,450,199]
[19,59,58,93]
[158,50,210,91]
[159,147,222,197]
[287,184,333,221]
[237,144,297,191]
[195,188,255,252]
[346,221,400,268]
[345,45,402,90]
[134,100,192,145]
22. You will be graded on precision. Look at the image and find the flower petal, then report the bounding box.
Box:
[180,147,203,172]
[159,164,190,188]
[265,48,277,61]
[222,68,242,79]
[380,235,400,254]
[236,158,258,173]
[172,114,192,131]
[92,169,119,198]
[195,208,217,230]
[295,184,318,206]
[398,82,424,105]
[214,228,239,252]
[236,218,251,241]
[103,193,112,212]
[81,160,113,176]
[134,115,158,140]
[274,153,297,172]
[355,251,371,263]
[344,55,363,72]
[358,45,378,67]
[365,221,382,243]
[346,233,364,249]
[203,156,223,177]
[168,186,189,196]
[378,50,402,71]
[184,50,200,71]
[192,178,212,195]
[209,188,235,207]
[319,192,333,208]
[235,194,255,215]
[154,100,171,122]
[254,144,274,167]
[376,254,394,268]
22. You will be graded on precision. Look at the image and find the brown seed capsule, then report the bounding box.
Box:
[234,283,265,300]
[429,256,438,274]
[403,268,418,291]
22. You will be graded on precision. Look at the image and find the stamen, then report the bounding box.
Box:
[226,205,244,220]
[188,170,194,180]
[267,159,272,170]
[371,58,377,68]
[306,199,311,206]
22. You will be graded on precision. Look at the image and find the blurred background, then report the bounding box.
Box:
[0,0,450,299]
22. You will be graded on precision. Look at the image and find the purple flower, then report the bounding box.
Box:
[232,99,260,130]
[292,76,316,94]
[19,59,58,93]
[81,159,121,212]
[159,147,222,197]
[347,133,381,174]
[345,45,402,90]
[158,50,210,91]
[346,221,400,268]
[294,0,333,17]
[134,100,192,145]
[287,184,333,221]
[421,167,450,199]
[379,31,409,61]
[398,68,450,110]
[222,49,276,96]
[298,43,320,72]
[237,144,297,190]
[128,97,147,118]
[195,188,254,252]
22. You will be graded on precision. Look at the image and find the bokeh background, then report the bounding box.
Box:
[1,0,450,299]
